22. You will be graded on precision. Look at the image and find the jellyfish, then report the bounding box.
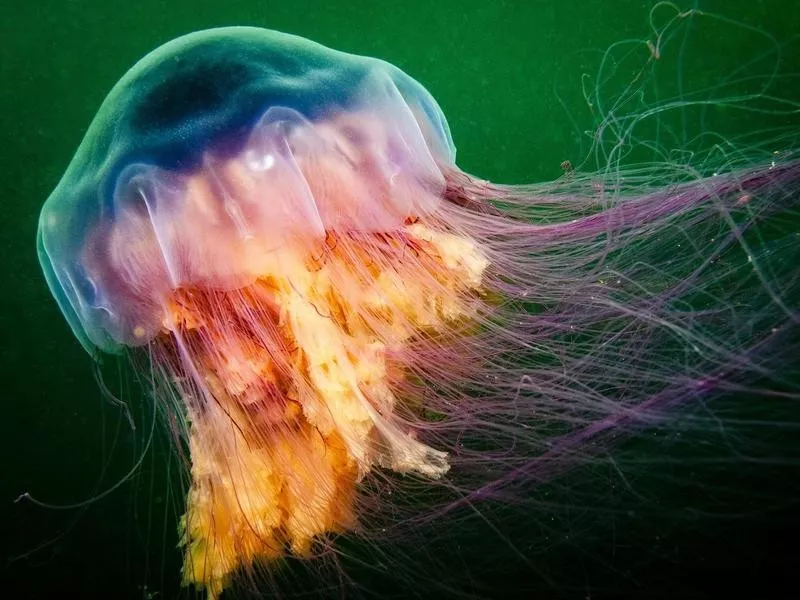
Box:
[36,18,800,600]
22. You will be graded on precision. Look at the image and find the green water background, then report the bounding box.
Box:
[1,0,799,598]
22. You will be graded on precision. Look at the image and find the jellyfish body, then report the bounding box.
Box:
[38,27,491,596]
[37,25,800,599]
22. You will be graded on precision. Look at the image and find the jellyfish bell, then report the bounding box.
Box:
[36,19,800,600]
[38,27,458,355]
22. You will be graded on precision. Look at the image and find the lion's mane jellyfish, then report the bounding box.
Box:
[37,23,800,599]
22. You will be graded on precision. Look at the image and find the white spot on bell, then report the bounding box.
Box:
[245,150,275,172]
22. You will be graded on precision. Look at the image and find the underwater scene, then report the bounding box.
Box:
[2,1,799,599]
